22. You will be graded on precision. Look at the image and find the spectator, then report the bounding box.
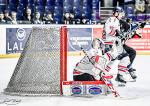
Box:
[63,12,71,24]
[75,18,81,24]
[45,12,54,24]
[70,13,75,24]
[81,17,90,24]
[10,11,18,24]
[32,12,43,24]
[81,18,87,24]
[124,0,135,12]
[0,12,6,24]
[23,8,33,24]
[135,0,148,21]
[3,10,12,23]
[81,14,90,24]
[135,0,147,13]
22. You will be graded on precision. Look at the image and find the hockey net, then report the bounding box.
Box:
[4,26,67,96]
[4,26,110,96]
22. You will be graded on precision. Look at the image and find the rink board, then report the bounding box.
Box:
[0,25,150,56]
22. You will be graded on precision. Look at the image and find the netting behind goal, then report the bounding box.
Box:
[4,26,67,96]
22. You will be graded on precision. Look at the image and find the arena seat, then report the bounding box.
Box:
[82,12,91,19]
[0,0,7,12]
[91,0,100,22]
[28,0,34,4]
[45,6,54,14]
[63,0,73,13]
[37,0,46,6]
[8,0,18,12]
[63,0,72,4]
[83,6,92,13]
[8,4,17,12]
[63,5,73,13]
[74,0,81,7]
[55,0,63,6]
[17,10,24,20]
[19,0,27,6]
[53,12,62,24]
[74,0,81,3]
[46,0,55,6]
[36,6,45,15]
[92,0,99,9]
[74,10,81,18]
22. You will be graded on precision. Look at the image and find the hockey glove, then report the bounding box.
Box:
[139,22,146,28]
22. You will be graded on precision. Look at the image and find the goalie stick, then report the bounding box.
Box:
[75,40,120,97]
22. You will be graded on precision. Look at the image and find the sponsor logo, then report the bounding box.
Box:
[68,28,92,51]
[88,86,102,95]
[71,86,82,95]
[16,28,26,41]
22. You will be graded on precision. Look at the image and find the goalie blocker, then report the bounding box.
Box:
[62,81,110,96]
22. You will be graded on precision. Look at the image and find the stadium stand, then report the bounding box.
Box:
[0,0,150,24]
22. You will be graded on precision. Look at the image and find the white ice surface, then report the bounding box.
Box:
[0,55,150,106]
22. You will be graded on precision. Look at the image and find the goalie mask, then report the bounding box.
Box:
[92,38,105,50]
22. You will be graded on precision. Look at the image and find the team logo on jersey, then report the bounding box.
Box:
[71,86,82,95]
[88,86,102,95]
[16,28,26,41]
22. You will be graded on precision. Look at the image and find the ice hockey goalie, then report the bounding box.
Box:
[73,38,118,81]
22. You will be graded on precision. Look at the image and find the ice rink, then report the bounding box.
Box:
[0,55,150,106]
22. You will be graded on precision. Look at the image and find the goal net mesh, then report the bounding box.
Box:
[5,26,67,95]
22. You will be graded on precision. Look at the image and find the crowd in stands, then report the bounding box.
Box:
[0,0,150,25]
[0,8,97,24]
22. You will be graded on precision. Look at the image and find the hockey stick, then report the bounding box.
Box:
[119,18,150,42]
[75,40,120,97]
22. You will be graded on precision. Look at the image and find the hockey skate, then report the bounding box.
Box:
[128,68,137,82]
[115,74,126,87]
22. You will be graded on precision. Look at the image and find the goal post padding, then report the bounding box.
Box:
[62,81,109,96]
[4,26,67,96]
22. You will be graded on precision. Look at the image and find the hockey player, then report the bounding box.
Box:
[103,7,131,85]
[118,18,146,80]
[119,19,138,80]
[103,7,147,85]
[73,38,118,81]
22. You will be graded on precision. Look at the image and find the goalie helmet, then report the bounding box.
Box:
[92,38,105,50]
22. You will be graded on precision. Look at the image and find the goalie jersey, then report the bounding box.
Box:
[73,47,116,80]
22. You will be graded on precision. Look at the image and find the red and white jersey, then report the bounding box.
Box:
[104,16,120,36]
[73,48,113,80]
